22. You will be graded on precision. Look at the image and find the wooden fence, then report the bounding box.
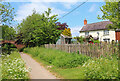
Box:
[45,43,119,58]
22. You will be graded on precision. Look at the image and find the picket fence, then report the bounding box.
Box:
[45,43,119,58]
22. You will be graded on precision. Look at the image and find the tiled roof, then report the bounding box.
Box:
[80,21,112,32]
[116,29,120,31]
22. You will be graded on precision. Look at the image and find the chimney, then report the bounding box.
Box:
[84,18,87,25]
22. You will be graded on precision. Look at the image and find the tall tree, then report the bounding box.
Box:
[17,8,62,47]
[2,25,16,40]
[62,28,72,37]
[98,0,120,29]
[0,2,15,25]
[56,22,68,30]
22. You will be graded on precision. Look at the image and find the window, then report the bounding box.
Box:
[104,30,109,35]
[103,38,110,42]
[85,32,89,36]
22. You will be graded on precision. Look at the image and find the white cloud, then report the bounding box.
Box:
[61,2,78,9]
[70,26,82,37]
[89,4,96,12]
[14,2,66,23]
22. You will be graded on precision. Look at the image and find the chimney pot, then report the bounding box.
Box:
[84,18,87,25]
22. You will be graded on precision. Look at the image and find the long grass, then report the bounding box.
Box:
[24,47,90,68]
[24,47,119,79]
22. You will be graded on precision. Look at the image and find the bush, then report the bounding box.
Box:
[2,52,29,79]
[2,43,18,54]
[93,40,100,43]
[74,36,85,43]
[82,58,119,79]
[24,47,90,68]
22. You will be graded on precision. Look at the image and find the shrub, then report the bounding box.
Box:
[83,58,119,79]
[74,36,85,43]
[93,40,100,43]
[2,43,18,54]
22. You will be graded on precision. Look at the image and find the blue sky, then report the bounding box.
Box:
[7,0,106,37]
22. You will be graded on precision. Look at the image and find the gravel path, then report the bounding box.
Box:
[20,52,57,79]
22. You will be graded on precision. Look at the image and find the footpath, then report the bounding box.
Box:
[20,52,57,79]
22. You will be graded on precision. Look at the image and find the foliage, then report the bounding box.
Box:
[74,36,85,43]
[2,43,17,54]
[15,32,24,45]
[1,25,16,54]
[90,38,100,43]
[98,0,120,29]
[56,22,68,30]
[24,47,90,68]
[17,8,62,47]
[83,58,119,79]
[74,36,100,44]
[62,28,72,37]
[1,52,29,79]
[93,40,100,43]
[0,2,15,25]
[2,25,16,40]
[0,26,2,41]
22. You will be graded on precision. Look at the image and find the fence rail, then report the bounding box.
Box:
[45,43,119,58]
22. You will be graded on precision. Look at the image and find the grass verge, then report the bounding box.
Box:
[24,47,119,79]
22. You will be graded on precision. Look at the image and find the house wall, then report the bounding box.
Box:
[80,30,115,42]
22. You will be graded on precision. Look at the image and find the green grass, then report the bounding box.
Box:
[24,47,119,79]
[24,47,90,68]
[26,53,86,79]
[24,47,89,79]
[50,66,85,79]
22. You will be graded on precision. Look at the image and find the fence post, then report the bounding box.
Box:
[81,44,83,54]
[69,44,71,53]
[118,40,120,78]
[67,44,69,53]
[79,44,81,54]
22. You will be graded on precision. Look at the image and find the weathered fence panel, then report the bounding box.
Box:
[44,43,119,58]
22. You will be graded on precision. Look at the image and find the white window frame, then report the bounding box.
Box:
[104,30,109,35]
[85,32,89,36]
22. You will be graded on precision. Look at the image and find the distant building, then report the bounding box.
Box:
[56,34,72,44]
[79,19,120,42]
